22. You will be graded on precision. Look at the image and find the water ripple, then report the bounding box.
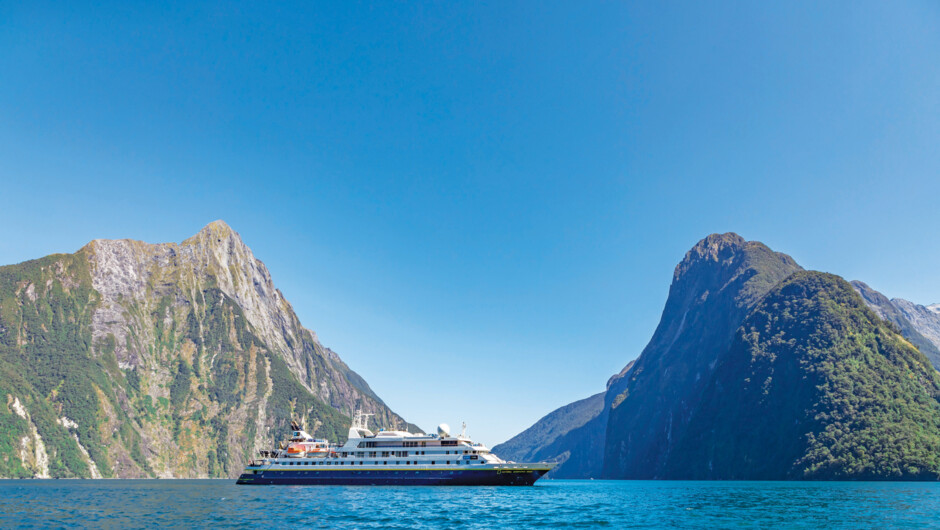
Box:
[1,479,939,529]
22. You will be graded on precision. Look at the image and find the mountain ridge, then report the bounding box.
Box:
[851,280,940,371]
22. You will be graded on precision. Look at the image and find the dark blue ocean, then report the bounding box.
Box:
[2,479,939,528]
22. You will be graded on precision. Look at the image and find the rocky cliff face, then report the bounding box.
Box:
[891,299,940,356]
[0,221,412,478]
[851,281,940,371]
[602,233,802,478]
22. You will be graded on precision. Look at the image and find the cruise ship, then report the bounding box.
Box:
[236,412,554,486]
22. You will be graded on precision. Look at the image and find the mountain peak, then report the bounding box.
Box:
[676,233,746,273]
[184,220,243,247]
[200,219,234,235]
[673,233,798,286]
[695,232,746,251]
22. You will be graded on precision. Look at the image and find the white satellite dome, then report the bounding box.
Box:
[437,423,451,437]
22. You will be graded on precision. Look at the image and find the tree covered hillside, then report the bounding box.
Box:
[668,272,940,480]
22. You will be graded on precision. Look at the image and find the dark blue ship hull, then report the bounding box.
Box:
[236,467,548,486]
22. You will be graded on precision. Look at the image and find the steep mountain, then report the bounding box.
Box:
[498,233,940,481]
[492,361,634,478]
[603,233,803,478]
[851,281,940,371]
[0,221,412,479]
[666,272,940,479]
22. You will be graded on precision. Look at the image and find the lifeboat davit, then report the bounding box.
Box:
[286,443,306,458]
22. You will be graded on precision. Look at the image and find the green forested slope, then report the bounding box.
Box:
[667,272,940,480]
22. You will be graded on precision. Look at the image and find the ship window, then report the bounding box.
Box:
[384,461,387,465]
[431,461,436,465]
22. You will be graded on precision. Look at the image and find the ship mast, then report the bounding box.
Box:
[352,409,374,430]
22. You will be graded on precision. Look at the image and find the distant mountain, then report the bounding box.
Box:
[891,300,940,357]
[666,272,940,479]
[492,361,634,478]
[493,393,603,466]
[0,221,413,479]
[603,233,802,479]
[851,281,940,371]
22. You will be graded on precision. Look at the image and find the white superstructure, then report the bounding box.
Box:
[260,411,507,469]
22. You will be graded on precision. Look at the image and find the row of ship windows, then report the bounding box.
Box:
[338,450,478,458]
[358,440,460,448]
[277,460,473,466]
[256,471,461,476]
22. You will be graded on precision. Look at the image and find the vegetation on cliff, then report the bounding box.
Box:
[668,272,940,479]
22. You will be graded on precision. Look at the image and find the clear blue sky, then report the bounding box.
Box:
[1,1,938,445]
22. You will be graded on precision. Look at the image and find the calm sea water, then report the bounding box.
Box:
[1,479,938,528]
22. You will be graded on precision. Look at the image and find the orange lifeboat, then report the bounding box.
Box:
[286,443,306,458]
[306,443,327,455]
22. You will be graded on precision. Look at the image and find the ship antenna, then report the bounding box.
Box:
[461,422,467,438]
